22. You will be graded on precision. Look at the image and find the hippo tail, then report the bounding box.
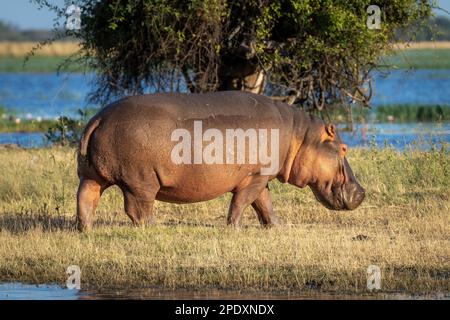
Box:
[78,118,101,159]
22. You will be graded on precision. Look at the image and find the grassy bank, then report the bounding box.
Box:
[0,146,448,295]
[325,104,450,124]
[0,118,56,133]
[375,104,450,122]
[1,43,450,72]
[0,56,84,73]
[382,48,450,69]
[0,40,82,72]
[1,105,449,134]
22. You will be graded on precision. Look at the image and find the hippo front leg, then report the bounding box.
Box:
[227,175,269,227]
[251,187,281,227]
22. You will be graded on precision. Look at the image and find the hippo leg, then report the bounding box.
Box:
[121,173,160,226]
[251,187,280,227]
[227,176,269,227]
[76,177,104,231]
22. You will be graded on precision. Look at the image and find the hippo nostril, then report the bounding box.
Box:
[343,186,365,210]
[353,190,365,208]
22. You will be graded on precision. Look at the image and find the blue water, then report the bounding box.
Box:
[1,283,447,300]
[0,132,48,147]
[0,283,80,300]
[0,72,96,118]
[1,69,450,118]
[0,70,449,149]
[340,122,450,150]
[372,69,450,106]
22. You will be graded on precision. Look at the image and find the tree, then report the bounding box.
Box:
[34,0,435,112]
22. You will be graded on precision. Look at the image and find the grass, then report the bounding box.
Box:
[1,104,448,135]
[0,146,448,295]
[0,41,79,57]
[307,104,450,125]
[375,104,450,122]
[0,56,84,73]
[1,42,450,72]
[0,118,56,133]
[382,48,450,69]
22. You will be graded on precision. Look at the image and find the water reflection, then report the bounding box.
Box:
[0,283,448,300]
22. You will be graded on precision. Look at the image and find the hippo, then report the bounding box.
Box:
[77,91,365,231]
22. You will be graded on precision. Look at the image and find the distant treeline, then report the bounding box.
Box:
[396,16,450,41]
[0,21,74,41]
[2,15,450,42]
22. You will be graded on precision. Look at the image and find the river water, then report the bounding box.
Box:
[0,283,448,300]
[0,69,449,149]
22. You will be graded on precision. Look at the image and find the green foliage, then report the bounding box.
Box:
[398,16,450,41]
[44,109,96,146]
[34,0,435,109]
[0,20,56,41]
[376,104,450,122]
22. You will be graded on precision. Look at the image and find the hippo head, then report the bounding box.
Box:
[286,118,365,210]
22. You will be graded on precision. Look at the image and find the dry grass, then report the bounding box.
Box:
[0,41,79,57]
[0,146,448,295]
[1,41,448,58]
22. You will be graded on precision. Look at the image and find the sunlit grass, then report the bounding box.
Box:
[0,146,448,294]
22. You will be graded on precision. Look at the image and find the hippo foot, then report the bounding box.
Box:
[76,220,92,232]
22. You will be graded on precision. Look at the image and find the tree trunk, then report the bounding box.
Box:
[218,56,266,94]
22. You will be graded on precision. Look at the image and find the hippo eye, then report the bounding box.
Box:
[323,140,340,154]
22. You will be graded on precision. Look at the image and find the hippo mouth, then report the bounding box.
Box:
[311,182,365,211]
[311,184,345,210]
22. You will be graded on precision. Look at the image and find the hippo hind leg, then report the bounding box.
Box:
[121,172,160,226]
[76,177,104,232]
[251,187,281,227]
[227,176,269,227]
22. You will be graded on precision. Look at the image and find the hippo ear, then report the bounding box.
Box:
[325,124,335,140]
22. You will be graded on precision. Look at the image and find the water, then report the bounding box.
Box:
[0,72,96,118]
[372,69,450,106]
[0,283,448,300]
[0,70,450,149]
[1,69,449,118]
[339,122,450,150]
[0,131,47,147]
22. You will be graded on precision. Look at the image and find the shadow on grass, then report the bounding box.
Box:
[0,213,131,234]
[0,212,224,234]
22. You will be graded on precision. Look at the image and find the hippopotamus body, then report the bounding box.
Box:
[77,91,365,231]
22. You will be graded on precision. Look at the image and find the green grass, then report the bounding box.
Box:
[1,104,448,136]
[382,49,450,69]
[1,48,450,73]
[0,56,84,73]
[317,104,450,124]
[0,118,57,133]
[376,104,450,122]
[0,146,448,295]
